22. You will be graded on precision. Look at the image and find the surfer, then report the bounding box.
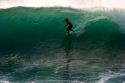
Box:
[65,18,74,34]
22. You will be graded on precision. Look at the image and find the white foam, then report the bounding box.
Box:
[30,80,84,83]
[0,80,85,83]
[0,80,10,83]
[98,70,125,83]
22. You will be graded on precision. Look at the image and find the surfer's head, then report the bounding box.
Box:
[65,18,68,21]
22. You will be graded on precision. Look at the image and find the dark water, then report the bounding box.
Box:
[0,7,125,83]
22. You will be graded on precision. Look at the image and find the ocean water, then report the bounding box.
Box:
[0,7,125,83]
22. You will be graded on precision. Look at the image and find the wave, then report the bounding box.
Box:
[0,7,124,52]
[0,7,125,82]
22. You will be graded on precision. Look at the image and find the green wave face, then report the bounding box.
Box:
[0,7,125,83]
[0,7,123,51]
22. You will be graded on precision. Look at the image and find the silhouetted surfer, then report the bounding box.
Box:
[65,18,74,34]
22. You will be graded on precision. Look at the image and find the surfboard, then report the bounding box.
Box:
[69,25,81,34]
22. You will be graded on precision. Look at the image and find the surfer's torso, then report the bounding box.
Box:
[66,20,73,30]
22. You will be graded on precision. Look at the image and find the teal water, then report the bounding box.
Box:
[0,7,125,83]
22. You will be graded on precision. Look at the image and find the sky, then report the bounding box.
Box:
[0,0,125,9]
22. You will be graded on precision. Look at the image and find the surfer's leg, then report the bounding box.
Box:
[70,28,74,32]
[67,28,70,34]
[69,26,74,32]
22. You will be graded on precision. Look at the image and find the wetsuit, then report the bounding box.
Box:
[65,19,73,33]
